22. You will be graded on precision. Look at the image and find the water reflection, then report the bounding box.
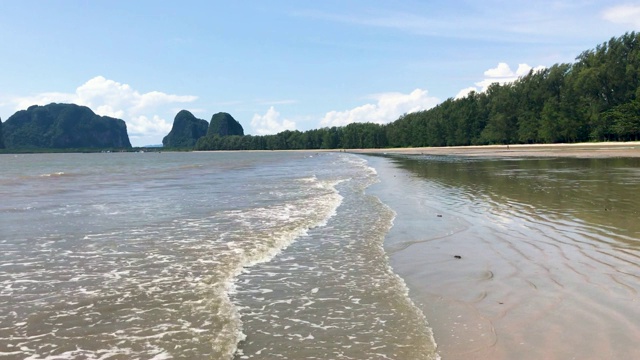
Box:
[391,155,640,246]
[370,154,640,360]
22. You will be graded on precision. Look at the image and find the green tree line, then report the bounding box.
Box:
[195,32,640,151]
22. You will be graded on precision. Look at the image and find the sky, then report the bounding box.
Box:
[1,1,639,146]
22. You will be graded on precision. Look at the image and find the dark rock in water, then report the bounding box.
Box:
[437,214,443,217]
[454,255,462,259]
[3,103,131,149]
[162,110,209,148]
[207,112,244,137]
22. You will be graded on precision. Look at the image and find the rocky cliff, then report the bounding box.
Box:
[162,110,209,148]
[2,103,131,149]
[0,118,4,149]
[207,112,244,137]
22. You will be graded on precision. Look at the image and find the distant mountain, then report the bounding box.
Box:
[162,110,245,150]
[3,103,131,149]
[0,117,4,149]
[207,112,244,137]
[162,110,209,148]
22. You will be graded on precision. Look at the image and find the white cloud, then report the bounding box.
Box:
[320,88,439,127]
[456,62,546,98]
[603,5,640,27]
[250,106,296,135]
[127,115,169,138]
[483,62,515,78]
[13,92,73,109]
[9,76,197,145]
[455,87,479,100]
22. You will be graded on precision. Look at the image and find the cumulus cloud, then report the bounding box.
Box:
[320,88,439,127]
[475,63,544,90]
[455,87,480,100]
[10,76,197,144]
[250,106,296,135]
[456,63,546,99]
[603,5,640,27]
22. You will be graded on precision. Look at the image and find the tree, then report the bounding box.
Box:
[186,32,640,151]
[606,100,640,140]
[480,83,518,144]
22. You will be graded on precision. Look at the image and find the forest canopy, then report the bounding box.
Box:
[194,32,640,151]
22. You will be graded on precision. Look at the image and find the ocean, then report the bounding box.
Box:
[0,152,437,359]
[3,151,640,360]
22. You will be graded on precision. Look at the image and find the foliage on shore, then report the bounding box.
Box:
[195,32,640,151]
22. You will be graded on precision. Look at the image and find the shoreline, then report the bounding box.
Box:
[363,152,640,359]
[346,141,640,158]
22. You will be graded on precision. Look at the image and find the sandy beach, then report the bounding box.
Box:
[347,141,640,158]
[361,146,640,359]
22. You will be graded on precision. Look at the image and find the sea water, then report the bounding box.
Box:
[0,152,438,359]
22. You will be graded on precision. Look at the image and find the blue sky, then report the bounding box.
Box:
[1,1,638,146]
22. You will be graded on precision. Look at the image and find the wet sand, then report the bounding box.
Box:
[362,148,640,359]
[348,141,640,158]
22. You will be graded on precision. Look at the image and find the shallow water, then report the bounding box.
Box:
[366,155,640,359]
[0,152,437,359]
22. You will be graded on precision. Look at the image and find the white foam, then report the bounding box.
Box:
[39,172,65,177]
